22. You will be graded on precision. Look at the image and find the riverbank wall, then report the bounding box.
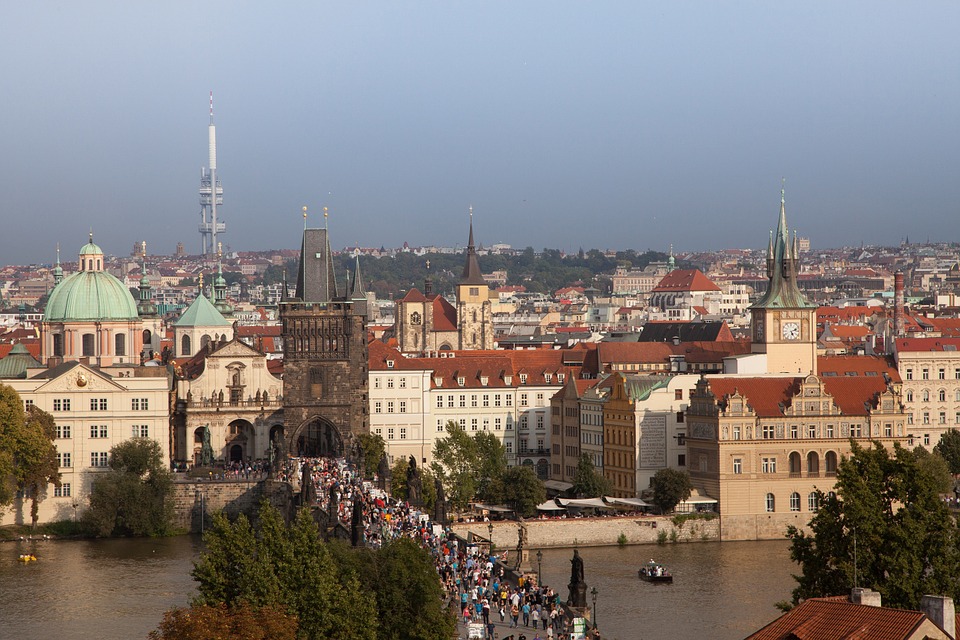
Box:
[454,514,720,549]
[170,480,293,533]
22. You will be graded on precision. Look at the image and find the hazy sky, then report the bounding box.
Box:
[2,2,958,264]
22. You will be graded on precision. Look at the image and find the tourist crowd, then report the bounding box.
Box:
[283,455,592,640]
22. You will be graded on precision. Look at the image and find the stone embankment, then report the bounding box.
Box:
[170,479,292,532]
[453,514,720,549]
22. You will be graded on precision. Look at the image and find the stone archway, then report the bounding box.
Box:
[292,417,344,458]
[226,419,254,462]
[229,444,244,463]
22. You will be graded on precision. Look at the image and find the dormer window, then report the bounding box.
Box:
[558,373,565,382]
[504,375,513,385]
[544,373,552,383]
[457,376,465,387]
[386,360,395,369]
[519,374,527,384]
[480,376,488,386]
[433,376,443,386]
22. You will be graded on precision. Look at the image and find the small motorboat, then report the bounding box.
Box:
[638,560,672,583]
[18,554,37,563]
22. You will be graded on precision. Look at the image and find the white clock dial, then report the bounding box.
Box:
[782,322,800,340]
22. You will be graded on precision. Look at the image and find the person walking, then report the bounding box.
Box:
[522,602,531,627]
[511,603,520,628]
[531,606,540,629]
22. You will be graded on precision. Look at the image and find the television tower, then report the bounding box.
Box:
[198,91,225,255]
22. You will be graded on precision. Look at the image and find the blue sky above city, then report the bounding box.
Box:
[1,2,958,264]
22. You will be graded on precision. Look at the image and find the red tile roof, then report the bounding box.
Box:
[895,337,960,352]
[0,342,40,359]
[651,269,721,293]
[746,598,930,640]
[432,296,458,332]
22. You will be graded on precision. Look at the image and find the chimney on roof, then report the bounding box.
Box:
[921,595,956,639]
[850,587,882,607]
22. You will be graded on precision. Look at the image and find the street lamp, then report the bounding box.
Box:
[488,522,494,553]
[590,586,599,629]
[536,549,543,583]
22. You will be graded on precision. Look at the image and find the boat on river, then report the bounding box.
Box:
[638,560,672,583]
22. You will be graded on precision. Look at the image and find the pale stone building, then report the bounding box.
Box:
[2,362,170,527]
[894,336,960,449]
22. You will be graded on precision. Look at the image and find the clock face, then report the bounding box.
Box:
[410,312,422,326]
[782,321,800,340]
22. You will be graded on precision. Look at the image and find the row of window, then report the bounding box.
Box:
[731,423,871,440]
[733,451,840,475]
[49,398,149,412]
[373,377,412,389]
[906,389,960,402]
[435,417,509,432]
[905,367,960,380]
[766,492,822,513]
[374,401,408,414]
[910,412,960,428]
[55,425,150,439]
[435,394,515,408]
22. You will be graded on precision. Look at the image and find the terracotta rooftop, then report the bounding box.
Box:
[651,269,721,293]
[746,597,941,640]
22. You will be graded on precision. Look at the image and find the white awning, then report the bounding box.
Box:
[473,503,514,513]
[556,497,610,509]
[604,497,652,508]
[543,480,574,492]
[536,500,566,511]
[679,496,718,504]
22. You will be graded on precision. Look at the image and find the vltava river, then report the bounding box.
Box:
[0,536,794,640]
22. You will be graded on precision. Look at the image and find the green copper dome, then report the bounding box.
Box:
[45,270,140,322]
[79,239,103,256]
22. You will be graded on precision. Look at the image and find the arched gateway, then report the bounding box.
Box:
[291,417,344,458]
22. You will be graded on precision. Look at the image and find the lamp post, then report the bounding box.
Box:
[488,522,494,553]
[590,586,599,629]
[536,549,543,584]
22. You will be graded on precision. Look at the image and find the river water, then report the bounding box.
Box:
[0,536,794,640]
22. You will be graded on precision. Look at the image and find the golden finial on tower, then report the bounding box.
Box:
[302,206,308,230]
[324,206,329,231]
[198,272,204,293]
[217,241,222,259]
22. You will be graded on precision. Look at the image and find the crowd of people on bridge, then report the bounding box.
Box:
[281,455,590,640]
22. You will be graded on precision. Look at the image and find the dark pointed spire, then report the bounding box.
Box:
[460,206,486,286]
[351,253,365,299]
[295,206,338,303]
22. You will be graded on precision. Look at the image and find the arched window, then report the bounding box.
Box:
[789,492,801,512]
[808,492,819,511]
[181,334,192,356]
[52,333,64,357]
[940,389,946,402]
[765,493,775,512]
[825,451,838,474]
[807,451,820,474]
[906,391,914,402]
[789,451,802,474]
[923,390,930,402]
[115,333,125,356]
[955,389,960,403]
[201,334,211,350]
[82,333,95,357]
[142,329,152,344]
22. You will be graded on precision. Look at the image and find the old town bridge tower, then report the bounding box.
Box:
[281,224,368,458]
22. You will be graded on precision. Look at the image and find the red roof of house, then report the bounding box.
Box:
[432,296,458,332]
[0,342,40,359]
[746,597,934,640]
[895,337,960,352]
[651,269,721,293]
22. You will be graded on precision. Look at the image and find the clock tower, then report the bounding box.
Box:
[749,188,817,375]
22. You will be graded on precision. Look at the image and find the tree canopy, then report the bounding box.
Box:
[934,429,960,475]
[190,501,454,640]
[650,468,692,514]
[786,441,960,610]
[149,603,298,640]
[84,438,173,537]
[355,433,386,478]
[500,466,546,518]
[430,421,513,510]
[0,384,60,527]
[572,453,612,498]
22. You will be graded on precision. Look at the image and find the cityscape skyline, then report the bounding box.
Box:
[2,3,958,264]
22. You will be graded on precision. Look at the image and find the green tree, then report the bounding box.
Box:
[0,385,60,526]
[84,438,173,536]
[474,431,508,503]
[500,466,546,518]
[193,502,379,640]
[431,421,479,510]
[934,429,960,475]
[572,453,612,498]
[786,441,960,609]
[912,445,952,494]
[355,433,386,478]
[650,468,692,514]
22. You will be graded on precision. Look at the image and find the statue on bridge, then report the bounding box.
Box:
[406,455,423,508]
[351,493,364,547]
[377,453,391,493]
[300,461,317,507]
[567,549,587,609]
[199,425,214,467]
[433,476,447,526]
